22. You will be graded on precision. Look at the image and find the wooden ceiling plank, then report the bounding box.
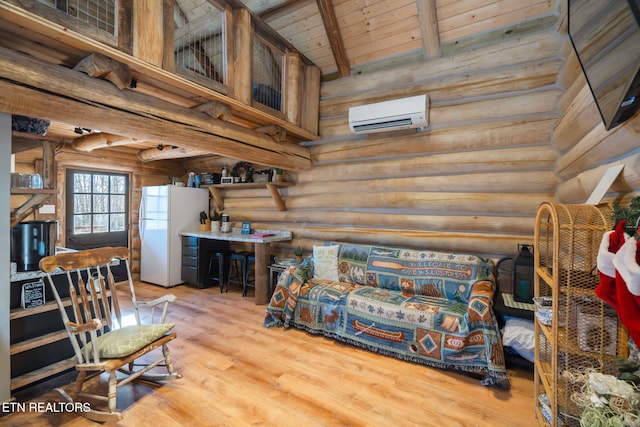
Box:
[417,0,441,58]
[315,0,350,78]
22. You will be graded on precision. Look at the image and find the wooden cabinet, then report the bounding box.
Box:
[533,202,627,426]
[181,236,202,287]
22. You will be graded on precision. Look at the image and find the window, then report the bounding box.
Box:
[65,169,128,249]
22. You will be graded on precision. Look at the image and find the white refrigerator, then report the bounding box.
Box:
[140,185,209,287]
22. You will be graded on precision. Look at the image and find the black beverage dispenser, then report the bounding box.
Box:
[11,220,59,272]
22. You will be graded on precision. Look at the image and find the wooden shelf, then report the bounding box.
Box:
[206,181,294,211]
[10,290,111,320]
[10,299,59,320]
[10,188,56,195]
[10,329,69,355]
[11,358,75,391]
[10,141,56,227]
[533,203,622,427]
[209,181,293,189]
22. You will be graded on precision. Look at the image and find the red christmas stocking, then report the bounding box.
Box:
[595,220,629,311]
[612,232,640,345]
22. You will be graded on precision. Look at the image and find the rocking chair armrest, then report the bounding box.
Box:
[67,318,103,333]
[134,294,176,324]
[135,294,176,309]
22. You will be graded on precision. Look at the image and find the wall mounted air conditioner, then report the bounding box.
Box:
[348,95,429,134]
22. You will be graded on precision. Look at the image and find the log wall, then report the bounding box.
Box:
[211,28,569,259]
[553,48,640,204]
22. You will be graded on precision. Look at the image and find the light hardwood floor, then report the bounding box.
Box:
[2,281,537,426]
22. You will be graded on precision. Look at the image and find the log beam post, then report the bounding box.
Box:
[284,51,302,126]
[232,8,252,104]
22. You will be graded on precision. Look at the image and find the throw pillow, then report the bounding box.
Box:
[501,316,535,362]
[313,244,339,281]
[86,323,175,359]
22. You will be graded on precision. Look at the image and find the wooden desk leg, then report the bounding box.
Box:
[254,243,270,305]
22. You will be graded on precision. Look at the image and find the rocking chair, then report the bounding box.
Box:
[39,246,180,422]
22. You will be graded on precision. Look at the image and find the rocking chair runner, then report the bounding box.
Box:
[39,246,180,422]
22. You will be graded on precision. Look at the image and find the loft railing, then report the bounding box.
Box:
[174,0,227,92]
[29,0,118,47]
[42,0,116,34]
[252,35,283,113]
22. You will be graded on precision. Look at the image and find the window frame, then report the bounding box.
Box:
[64,168,129,250]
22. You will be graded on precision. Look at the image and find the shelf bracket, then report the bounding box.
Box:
[266,183,287,211]
[209,187,224,211]
[207,182,292,212]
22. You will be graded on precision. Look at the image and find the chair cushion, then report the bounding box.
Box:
[89,324,175,359]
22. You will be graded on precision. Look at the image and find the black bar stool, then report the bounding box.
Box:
[208,251,226,292]
[228,251,253,292]
[244,254,256,297]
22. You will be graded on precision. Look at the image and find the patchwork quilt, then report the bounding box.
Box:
[264,243,509,389]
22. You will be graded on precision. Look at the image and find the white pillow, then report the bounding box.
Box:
[501,316,535,363]
[313,245,339,281]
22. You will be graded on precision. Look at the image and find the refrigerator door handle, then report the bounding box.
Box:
[139,194,145,240]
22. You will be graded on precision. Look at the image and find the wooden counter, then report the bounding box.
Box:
[180,229,292,304]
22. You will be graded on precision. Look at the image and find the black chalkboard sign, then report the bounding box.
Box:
[21,280,45,309]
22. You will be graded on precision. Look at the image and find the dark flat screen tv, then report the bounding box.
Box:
[568,0,640,130]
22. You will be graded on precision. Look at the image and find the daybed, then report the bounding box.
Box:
[264,242,510,389]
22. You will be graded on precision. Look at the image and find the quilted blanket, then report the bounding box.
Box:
[265,244,509,389]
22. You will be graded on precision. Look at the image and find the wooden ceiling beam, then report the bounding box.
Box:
[72,132,143,152]
[417,0,441,58]
[315,0,350,78]
[0,48,312,170]
[137,145,212,162]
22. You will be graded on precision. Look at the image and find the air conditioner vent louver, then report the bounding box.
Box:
[352,117,414,132]
[349,95,429,134]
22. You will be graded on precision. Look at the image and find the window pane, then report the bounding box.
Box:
[68,169,128,244]
[73,214,91,234]
[92,214,109,233]
[111,176,125,194]
[110,194,125,213]
[74,194,91,214]
[93,194,109,213]
[73,173,91,193]
[93,174,109,193]
[110,213,125,232]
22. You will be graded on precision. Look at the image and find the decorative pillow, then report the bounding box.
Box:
[501,316,535,362]
[86,323,175,359]
[313,244,339,282]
